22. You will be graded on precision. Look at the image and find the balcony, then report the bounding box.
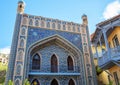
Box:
[29,65,80,76]
[94,46,120,68]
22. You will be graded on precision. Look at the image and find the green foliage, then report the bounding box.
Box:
[8,80,13,85]
[0,70,6,84]
[0,62,7,84]
[108,81,113,85]
[0,76,5,83]
[7,79,30,85]
[96,66,103,75]
[0,70,6,77]
[118,82,120,85]
[0,62,7,71]
[24,79,30,85]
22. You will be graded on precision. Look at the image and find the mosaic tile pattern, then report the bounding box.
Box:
[27,27,83,51]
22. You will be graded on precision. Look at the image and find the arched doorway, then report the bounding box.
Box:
[32,54,40,70]
[68,79,75,85]
[67,56,74,70]
[51,54,58,72]
[51,79,58,85]
[31,79,40,85]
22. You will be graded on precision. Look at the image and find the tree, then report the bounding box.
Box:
[96,65,103,75]
[8,80,13,85]
[24,79,30,85]
[0,70,6,84]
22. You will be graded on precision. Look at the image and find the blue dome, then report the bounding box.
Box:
[82,14,87,17]
[18,0,25,4]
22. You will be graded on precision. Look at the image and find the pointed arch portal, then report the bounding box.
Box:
[29,35,82,57]
[51,79,58,85]
[68,79,75,85]
[31,79,40,85]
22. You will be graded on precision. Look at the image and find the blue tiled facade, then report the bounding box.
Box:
[25,27,83,85]
[27,27,83,51]
[5,1,97,85]
[5,5,97,84]
[27,43,81,85]
[29,76,80,85]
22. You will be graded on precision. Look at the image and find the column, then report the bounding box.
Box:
[99,38,103,53]
[102,29,111,59]
[99,38,105,64]
[94,44,99,64]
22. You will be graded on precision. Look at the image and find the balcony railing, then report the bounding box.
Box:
[29,65,80,73]
[94,45,120,66]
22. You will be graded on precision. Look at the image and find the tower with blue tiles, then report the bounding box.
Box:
[5,1,97,85]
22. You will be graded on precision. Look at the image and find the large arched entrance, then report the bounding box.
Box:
[31,79,40,85]
[51,79,58,85]
[28,35,82,85]
[68,79,75,85]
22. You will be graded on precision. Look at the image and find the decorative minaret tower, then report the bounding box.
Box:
[82,14,88,26]
[81,14,97,85]
[17,0,25,14]
[5,0,27,85]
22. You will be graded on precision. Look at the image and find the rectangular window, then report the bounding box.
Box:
[113,72,119,85]
[112,35,119,47]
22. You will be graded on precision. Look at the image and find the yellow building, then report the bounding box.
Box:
[91,15,120,85]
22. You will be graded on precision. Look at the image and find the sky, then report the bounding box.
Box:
[0,0,120,54]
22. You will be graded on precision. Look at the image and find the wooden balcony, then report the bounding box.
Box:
[94,46,120,69]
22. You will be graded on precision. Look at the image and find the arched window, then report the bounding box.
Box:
[58,24,61,29]
[68,26,71,31]
[41,21,45,27]
[16,64,21,75]
[82,28,85,33]
[31,79,40,85]
[51,79,58,85]
[67,56,74,70]
[68,79,75,85]
[73,26,75,32]
[20,4,22,8]
[47,22,50,28]
[21,27,26,35]
[18,50,23,61]
[15,79,20,85]
[63,25,66,30]
[35,20,39,26]
[32,54,40,70]
[52,23,55,29]
[22,17,27,25]
[29,19,33,26]
[20,39,24,48]
[77,27,80,32]
[84,45,88,52]
[51,54,58,72]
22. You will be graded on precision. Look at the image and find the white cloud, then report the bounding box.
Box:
[0,46,10,54]
[103,0,120,19]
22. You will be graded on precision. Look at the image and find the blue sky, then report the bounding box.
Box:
[0,0,120,54]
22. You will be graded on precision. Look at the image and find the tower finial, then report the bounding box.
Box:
[82,14,88,26]
[17,0,25,14]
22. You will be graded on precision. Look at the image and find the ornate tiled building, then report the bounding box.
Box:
[5,1,97,85]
